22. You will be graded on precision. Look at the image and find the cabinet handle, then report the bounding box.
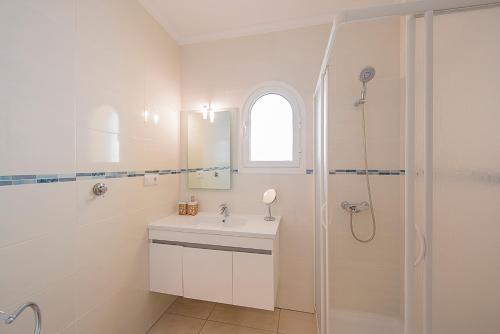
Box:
[151,240,272,255]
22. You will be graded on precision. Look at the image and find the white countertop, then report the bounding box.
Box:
[148,212,281,239]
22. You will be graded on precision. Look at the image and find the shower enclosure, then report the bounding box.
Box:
[313,0,500,333]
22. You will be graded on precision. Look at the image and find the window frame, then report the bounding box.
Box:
[240,82,305,174]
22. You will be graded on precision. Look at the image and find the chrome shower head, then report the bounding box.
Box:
[359,66,376,83]
[354,66,376,107]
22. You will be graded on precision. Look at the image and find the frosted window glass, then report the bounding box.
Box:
[250,94,293,161]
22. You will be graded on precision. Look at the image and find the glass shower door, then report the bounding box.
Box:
[414,6,500,333]
[429,6,500,334]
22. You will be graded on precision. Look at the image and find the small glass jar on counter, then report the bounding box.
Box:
[187,201,199,216]
[178,201,188,215]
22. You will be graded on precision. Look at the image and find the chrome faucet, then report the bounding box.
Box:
[1,302,41,334]
[219,203,230,221]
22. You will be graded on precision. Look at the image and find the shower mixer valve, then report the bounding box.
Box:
[341,201,369,214]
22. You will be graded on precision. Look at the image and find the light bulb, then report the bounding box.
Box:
[153,114,160,125]
[209,109,215,123]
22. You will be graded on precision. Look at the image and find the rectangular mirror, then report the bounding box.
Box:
[187,110,231,189]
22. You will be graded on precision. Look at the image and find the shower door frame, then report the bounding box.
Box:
[313,67,330,334]
[313,0,500,333]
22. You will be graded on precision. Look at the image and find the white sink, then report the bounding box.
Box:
[148,212,280,239]
[195,215,247,227]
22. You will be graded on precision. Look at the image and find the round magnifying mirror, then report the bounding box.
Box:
[263,189,277,205]
[263,189,277,221]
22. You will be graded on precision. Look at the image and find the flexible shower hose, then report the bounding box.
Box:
[350,103,377,243]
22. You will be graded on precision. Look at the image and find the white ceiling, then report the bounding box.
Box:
[138,0,397,45]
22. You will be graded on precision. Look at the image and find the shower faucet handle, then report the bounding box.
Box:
[341,201,369,214]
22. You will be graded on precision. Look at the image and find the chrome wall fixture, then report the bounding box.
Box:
[354,66,376,106]
[341,66,378,244]
[0,302,41,334]
[341,201,369,214]
[92,182,108,196]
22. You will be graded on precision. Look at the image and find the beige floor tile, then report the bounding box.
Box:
[208,304,280,332]
[200,321,276,334]
[278,309,317,334]
[148,313,205,334]
[168,297,216,319]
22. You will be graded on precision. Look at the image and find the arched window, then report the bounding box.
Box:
[241,82,305,172]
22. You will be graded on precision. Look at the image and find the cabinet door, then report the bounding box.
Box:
[149,243,183,295]
[182,247,232,304]
[233,252,275,310]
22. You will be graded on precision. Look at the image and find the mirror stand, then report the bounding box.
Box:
[263,189,277,221]
[264,205,275,221]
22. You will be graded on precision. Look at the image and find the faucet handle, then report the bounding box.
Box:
[219,203,229,215]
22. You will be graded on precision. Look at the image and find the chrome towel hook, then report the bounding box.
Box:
[0,302,41,334]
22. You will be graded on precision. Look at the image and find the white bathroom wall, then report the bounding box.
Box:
[179,25,331,313]
[0,0,180,333]
[327,17,404,323]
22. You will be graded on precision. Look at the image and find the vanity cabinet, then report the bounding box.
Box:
[233,252,277,310]
[148,213,280,311]
[149,243,183,295]
[183,247,233,304]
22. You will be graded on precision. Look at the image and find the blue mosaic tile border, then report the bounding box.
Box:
[0,170,178,187]
[0,174,78,185]
[329,169,405,175]
[0,168,236,187]
[187,166,232,173]
[0,168,404,187]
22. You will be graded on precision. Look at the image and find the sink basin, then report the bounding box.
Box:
[195,215,247,227]
[148,212,280,239]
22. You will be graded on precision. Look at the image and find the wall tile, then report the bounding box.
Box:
[0,227,77,307]
[0,1,180,334]
[0,0,76,175]
[77,177,144,225]
[76,88,146,138]
[0,100,9,175]
[0,182,77,248]
[329,174,403,317]
[0,275,76,334]
[9,119,76,175]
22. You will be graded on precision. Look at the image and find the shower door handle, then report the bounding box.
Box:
[414,223,426,267]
